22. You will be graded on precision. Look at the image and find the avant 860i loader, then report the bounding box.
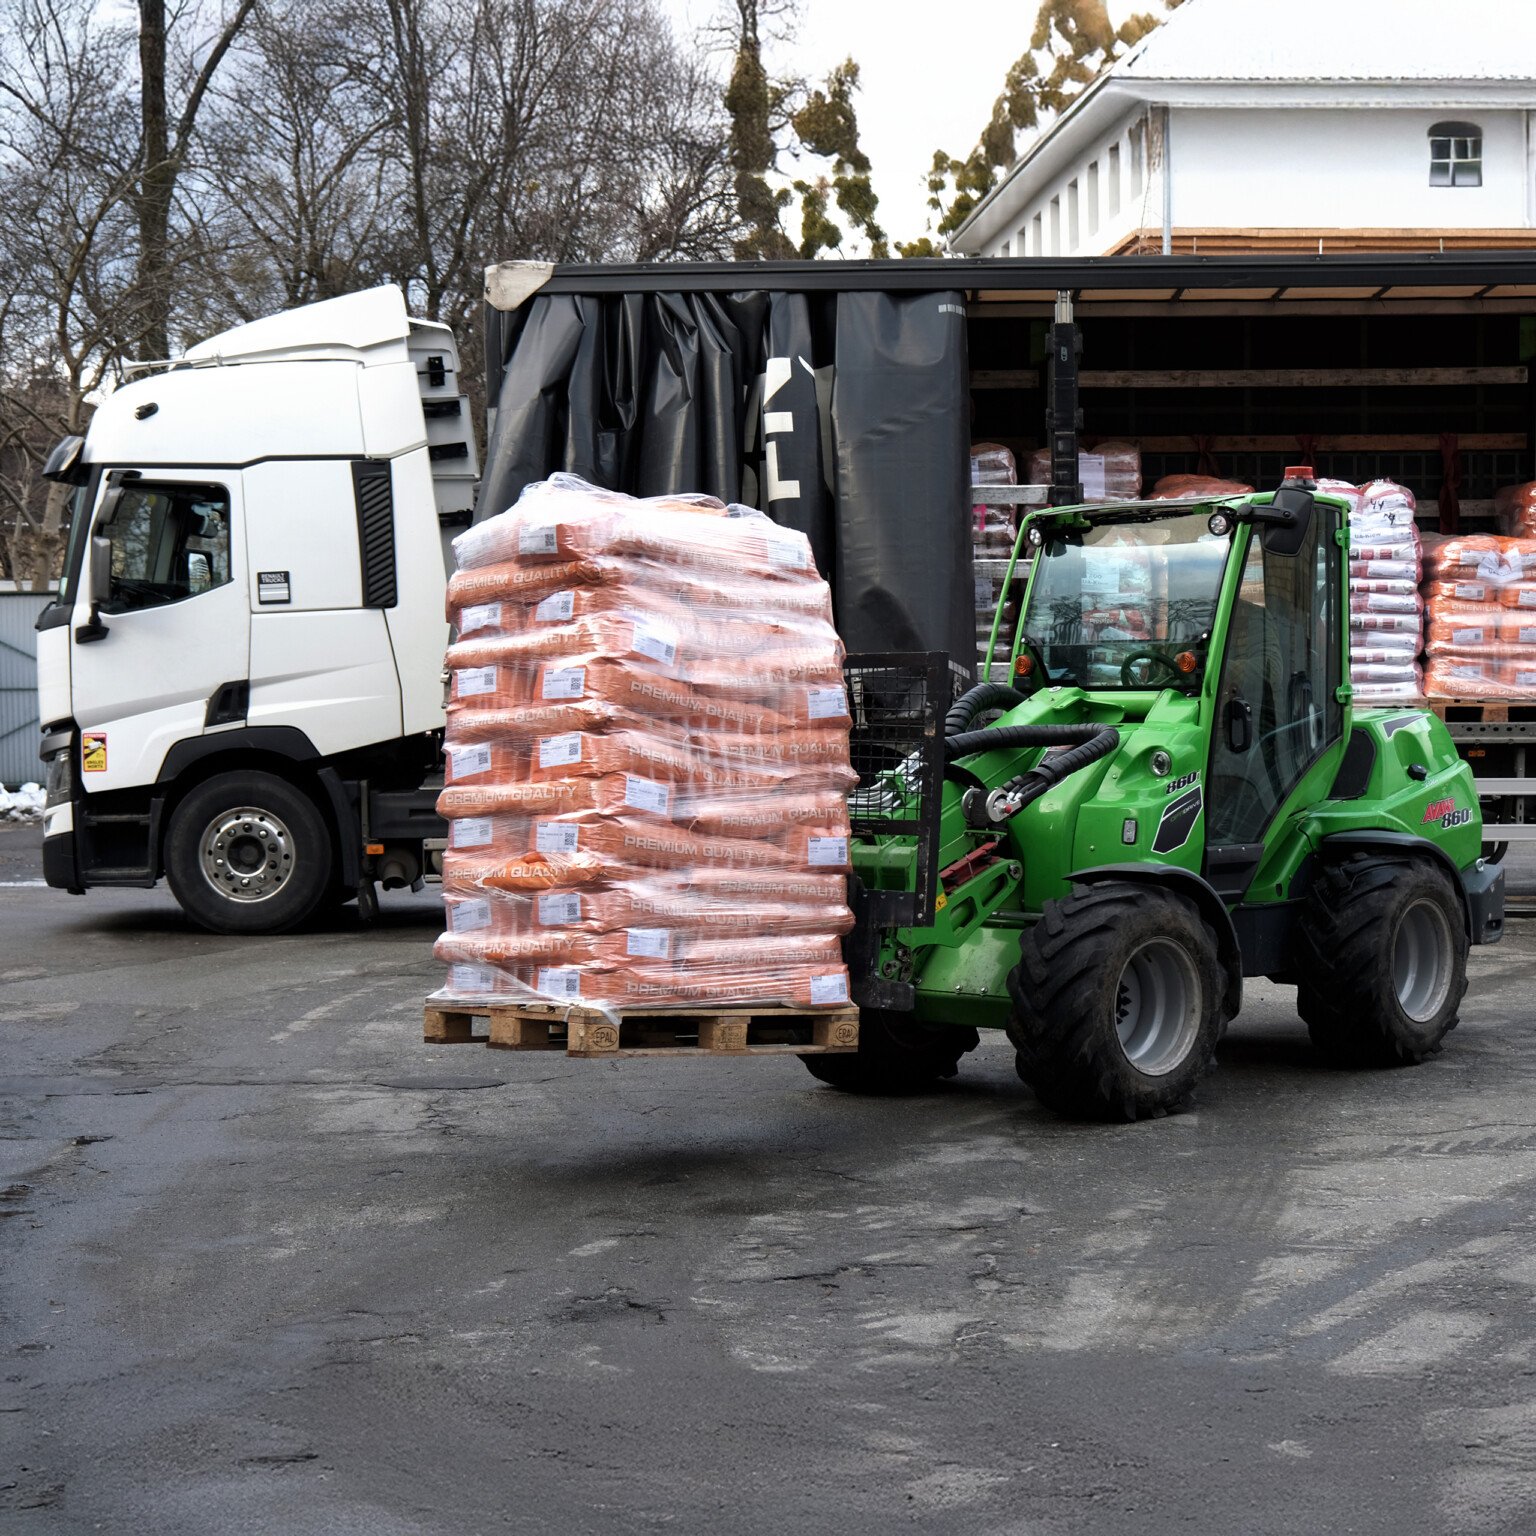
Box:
[815,473,1505,1120]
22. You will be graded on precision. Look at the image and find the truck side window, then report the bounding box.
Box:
[101,483,231,613]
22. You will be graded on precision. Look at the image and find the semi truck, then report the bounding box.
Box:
[34,251,1536,934]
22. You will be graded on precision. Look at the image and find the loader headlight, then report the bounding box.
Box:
[1150,749,1172,777]
[1027,526,1044,548]
[1207,512,1232,537]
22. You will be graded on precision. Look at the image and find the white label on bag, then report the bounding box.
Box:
[767,533,809,569]
[450,897,490,933]
[460,602,501,633]
[537,891,581,926]
[1078,454,1107,500]
[806,685,847,720]
[1451,663,1485,679]
[449,962,497,995]
[625,928,671,959]
[448,742,492,778]
[535,589,575,622]
[810,972,849,1005]
[1455,583,1487,602]
[624,775,671,815]
[542,667,586,700]
[520,525,558,556]
[535,822,579,854]
[457,665,497,698]
[632,622,678,665]
[1522,591,1536,609]
[1452,628,1485,645]
[538,732,581,767]
[451,817,494,848]
[1521,627,1536,644]
[537,967,581,1000]
[807,836,848,867]
[1517,672,1536,688]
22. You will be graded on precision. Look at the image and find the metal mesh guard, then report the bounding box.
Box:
[843,652,952,929]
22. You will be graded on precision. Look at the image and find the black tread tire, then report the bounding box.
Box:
[1006,883,1226,1121]
[800,1010,977,1094]
[165,770,333,935]
[1295,855,1468,1068]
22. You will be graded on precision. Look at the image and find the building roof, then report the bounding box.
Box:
[1120,0,1536,84]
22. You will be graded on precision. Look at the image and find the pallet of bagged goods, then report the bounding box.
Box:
[1345,479,1426,705]
[423,474,860,1059]
[1422,528,1536,703]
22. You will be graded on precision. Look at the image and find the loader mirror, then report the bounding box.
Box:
[1256,486,1315,557]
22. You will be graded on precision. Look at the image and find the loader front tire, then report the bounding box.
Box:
[1296,855,1467,1067]
[799,1010,977,1094]
[1007,883,1225,1121]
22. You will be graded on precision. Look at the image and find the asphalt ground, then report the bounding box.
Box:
[5,820,1536,1535]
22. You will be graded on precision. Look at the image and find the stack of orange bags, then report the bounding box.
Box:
[1422,531,1536,699]
[430,474,857,1014]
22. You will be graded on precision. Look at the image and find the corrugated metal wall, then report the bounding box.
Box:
[0,590,52,788]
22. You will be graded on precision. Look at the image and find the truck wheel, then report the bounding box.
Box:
[164,771,333,935]
[799,1010,977,1094]
[1296,856,1467,1067]
[1007,884,1225,1120]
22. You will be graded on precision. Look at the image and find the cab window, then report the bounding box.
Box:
[100,482,231,612]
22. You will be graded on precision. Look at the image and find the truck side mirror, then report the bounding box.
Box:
[76,536,112,644]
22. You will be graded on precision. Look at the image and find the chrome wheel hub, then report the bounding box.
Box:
[198,806,296,904]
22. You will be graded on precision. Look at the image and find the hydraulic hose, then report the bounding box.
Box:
[944,722,1122,826]
[944,682,1029,739]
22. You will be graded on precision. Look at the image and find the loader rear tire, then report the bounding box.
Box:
[1296,855,1467,1067]
[799,1010,977,1094]
[1007,883,1225,1121]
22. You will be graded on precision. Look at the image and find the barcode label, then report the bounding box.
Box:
[632,622,677,665]
[535,590,575,622]
[624,775,671,815]
[1520,628,1536,644]
[542,666,586,700]
[520,525,558,555]
[460,602,501,633]
[449,962,497,995]
[766,534,809,568]
[448,742,492,778]
[534,822,579,854]
[539,733,582,767]
[625,928,671,959]
[807,836,848,867]
[1455,584,1487,601]
[537,967,581,1000]
[806,685,847,720]
[450,897,490,933]
[457,665,497,698]
[451,817,494,848]
[809,972,849,1005]
[537,891,581,926]
[1522,591,1536,609]
[1517,672,1536,688]
[1452,628,1485,645]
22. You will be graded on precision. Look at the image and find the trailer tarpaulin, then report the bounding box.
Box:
[479,288,971,664]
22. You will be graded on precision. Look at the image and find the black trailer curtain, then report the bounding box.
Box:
[479,287,971,663]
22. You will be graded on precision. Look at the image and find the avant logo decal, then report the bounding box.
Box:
[1422,797,1472,830]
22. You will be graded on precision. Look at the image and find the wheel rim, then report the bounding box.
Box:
[1392,897,1454,1023]
[1114,937,1202,1076]
[198,806,297,904]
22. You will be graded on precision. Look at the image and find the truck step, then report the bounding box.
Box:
[422,999,860,1058]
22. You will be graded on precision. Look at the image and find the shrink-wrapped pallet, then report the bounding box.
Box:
[971,442,1019,673]
[1421,530,1536,699]
[1026,439,1142,500]
[1494,481,1536,537]
[433,474,857,1014]
[1346,479,1424,703]
[1149,474,1254,500]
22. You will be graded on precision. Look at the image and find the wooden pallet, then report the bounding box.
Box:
[1423,699,1536,725]
[423,999,860,1058]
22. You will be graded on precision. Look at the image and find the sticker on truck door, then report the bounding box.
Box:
[81,733,107,772]
[257,570,291,604]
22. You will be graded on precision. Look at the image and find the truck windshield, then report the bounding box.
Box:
[1020,512,1233,690]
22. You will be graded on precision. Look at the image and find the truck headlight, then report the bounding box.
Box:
[44,749,73,808]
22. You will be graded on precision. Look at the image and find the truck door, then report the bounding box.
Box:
[69,471,249,794]
[1204,511,1343,894]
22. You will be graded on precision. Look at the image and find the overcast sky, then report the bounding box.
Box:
[662,0,1157,250]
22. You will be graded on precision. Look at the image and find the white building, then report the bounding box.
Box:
[951,0,1536,258]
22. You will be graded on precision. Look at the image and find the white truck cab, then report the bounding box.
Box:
[36,286,474,932]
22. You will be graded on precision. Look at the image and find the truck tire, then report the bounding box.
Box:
[1007,884,1225,1120]
[800,1010,977,1094]
[164,771,334,935]
[1295,855,1467,1067]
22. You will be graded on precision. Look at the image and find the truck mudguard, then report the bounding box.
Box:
[478,287,973,663]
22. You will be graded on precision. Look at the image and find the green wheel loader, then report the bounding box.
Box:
[816,473,1505,1119]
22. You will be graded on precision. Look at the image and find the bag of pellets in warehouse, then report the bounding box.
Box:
[426,474,860,1053]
